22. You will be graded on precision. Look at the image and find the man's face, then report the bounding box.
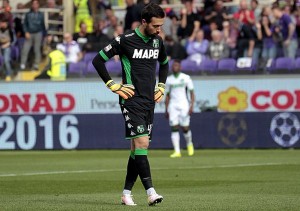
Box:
[144,17,164,37]
[64,33,72,43]
[172,61,181,74]
[32,0,39,11]
[0,21,7,29]
[272,8,281,19]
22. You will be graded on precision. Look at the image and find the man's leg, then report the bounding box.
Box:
[20,36,33,70]
[170,125,181,158]
[121,141,138,206]
[33,32,43,70]
[134,136,163,206]
[182,126,194,156]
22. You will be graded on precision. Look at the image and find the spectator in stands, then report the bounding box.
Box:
[95,0,112,21]
[73,21,90,50]
[86,19,110,52]
[13,3,25,38]
[233,18,255,58]
[73,0,93,33]
[257,15,277,69]
[45,0,63,34]
[105,15,120,40]
[208,29,230,60]
[164,35,187,60]
[283,4,297,24]
[20,0,46,71]
[261,6,275,24]
[0,15,15,81]
[161,0,176,18]
[203,20,218,41]
[35,41,66,81]
[124,0,140,32]
[42,34,54,58]
[99,8,115,35]
[250,0,261,21]
[222,20,238,57]
[293,2,300,37]
[57,32,82,64]
[272,5,298,58]
[0,0,13,28]
[186,29,209,65]
[177,0,201,44]
[204,0,232,31]
[233,0,255,26]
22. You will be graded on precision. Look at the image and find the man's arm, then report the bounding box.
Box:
[158,62,169,84]
[165,93,170,119]
[92,53,112,83]
[92,53,135,99]
[189,90,195,115]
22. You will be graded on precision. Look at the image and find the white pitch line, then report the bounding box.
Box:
[0,162,293,177]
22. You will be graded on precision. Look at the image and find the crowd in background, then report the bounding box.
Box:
[1,0,300,81]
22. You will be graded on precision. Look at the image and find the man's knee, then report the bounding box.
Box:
[182,126,190,133]
[171,125,180,132]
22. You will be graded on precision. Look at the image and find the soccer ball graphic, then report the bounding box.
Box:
[270,113,300,147]
[218,114,247,147]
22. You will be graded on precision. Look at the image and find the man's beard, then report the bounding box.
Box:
[144,26,157,37]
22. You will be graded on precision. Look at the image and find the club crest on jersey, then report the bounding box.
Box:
[137,125,145,133]
[132,49,159,59]
[153,39,159,48]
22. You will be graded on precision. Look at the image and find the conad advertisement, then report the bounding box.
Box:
[0,77,299,150]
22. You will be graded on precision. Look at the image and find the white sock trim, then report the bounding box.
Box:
[123,189,131,195]
[171,131,180,153]
[146,187,156,196]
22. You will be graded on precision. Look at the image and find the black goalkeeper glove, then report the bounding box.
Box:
[154,82,165,103]
[105,80,135,100]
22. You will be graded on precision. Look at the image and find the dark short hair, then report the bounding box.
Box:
[173,59,181,64]
[50,41,57,50]
[271,3,280,10]
[141,2,165,23]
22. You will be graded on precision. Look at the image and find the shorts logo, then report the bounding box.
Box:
[137,125,145,133]
[153,39,159,48]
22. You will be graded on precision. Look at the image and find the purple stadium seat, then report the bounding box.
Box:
[217,58,236,74]
[236,58,257,74]
[105,60,122,76]
[84,61,98,77]
[83,52,98,63]
[180,59,199,74]
[198,58,218,75]
[293,57,300,73]
[67,61,85,78]
[269,57,295,74]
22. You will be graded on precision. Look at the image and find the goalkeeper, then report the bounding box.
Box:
[92,2,169,207]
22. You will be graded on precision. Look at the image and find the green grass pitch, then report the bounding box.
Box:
[0,149,300,210]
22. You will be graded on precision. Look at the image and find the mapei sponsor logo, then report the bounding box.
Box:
[218,87,300,112]
[132,49,159,59]
[0,93,75,114]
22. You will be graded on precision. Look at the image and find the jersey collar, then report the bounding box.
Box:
[173,72,180,78]
[135,27,151,43]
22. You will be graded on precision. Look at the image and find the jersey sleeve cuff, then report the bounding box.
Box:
[99,50,109,61]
